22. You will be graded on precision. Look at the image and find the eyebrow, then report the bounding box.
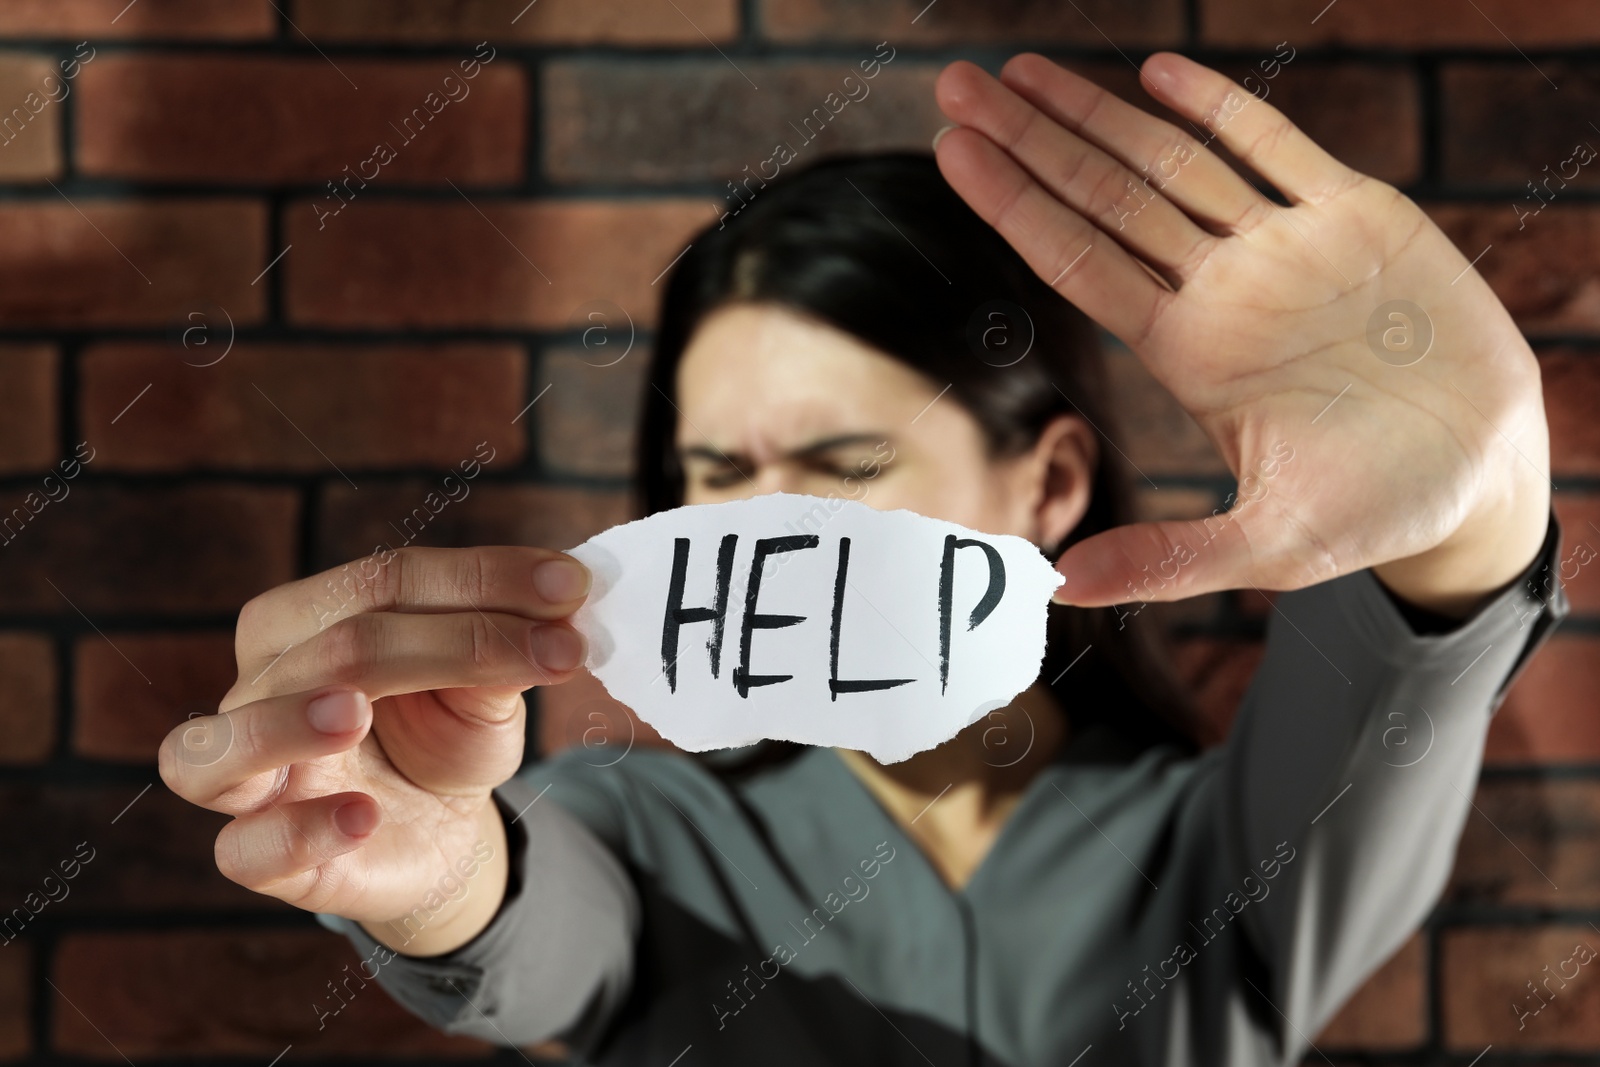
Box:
[679,433,892,466]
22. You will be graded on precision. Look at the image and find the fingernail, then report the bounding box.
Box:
[530,624,585,673]
[932,123,958,150]
[533,558,589,602]
[308,690,367,734]
[334,800,379,838]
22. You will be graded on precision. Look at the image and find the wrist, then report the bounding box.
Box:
[359,797,511,958]
[1372,466,1551,619]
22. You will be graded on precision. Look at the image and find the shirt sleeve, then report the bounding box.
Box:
[1216,511,1567,1059]
[314,771,640,1055]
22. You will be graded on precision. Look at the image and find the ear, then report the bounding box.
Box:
[1027,414,1098,555]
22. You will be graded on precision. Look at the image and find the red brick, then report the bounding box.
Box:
[285,198,713,329]
[1169,637,1264,744]
[78,55,526,185]
[294,0,737,45]
[82,345,527,473]
[0,345,56,474]
[0,633,54,765]
[1316,932,1427,1050]
[537,345,647,478]
[1442,64,1600,191]
[0,941,29,1060]
[1428,205,1600,338]
[1489,635,1600,765]
[0,199,265,328]
[543,60,942,184]
[74,633,235,762]
[0,52,64,180]
[1551,494,1600,614]
[1202,0,1600,48]
[1440,924,1600,1051]
[0,785,259,913]
[0,1,272,39]
[1104,343,1227,477]
[52,930,493,1058]
[763,0,1181,46]
[317,483,628,570]
[0,485,297,614]
[1450,778,1600,910]
[1541,350,1600,476]
[538,666,669,759]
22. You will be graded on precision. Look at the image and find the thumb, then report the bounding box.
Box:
[1051,511,1258,607]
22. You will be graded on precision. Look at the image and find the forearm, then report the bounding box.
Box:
[358,799,510,958]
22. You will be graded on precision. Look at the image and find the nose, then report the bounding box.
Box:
[753,464,799,496]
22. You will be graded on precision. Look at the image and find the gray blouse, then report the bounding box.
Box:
[318,516,1566,1066]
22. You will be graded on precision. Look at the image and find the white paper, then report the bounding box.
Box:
[565,492,1064,763]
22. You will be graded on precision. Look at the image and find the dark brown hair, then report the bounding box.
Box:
[636,152,1202,761]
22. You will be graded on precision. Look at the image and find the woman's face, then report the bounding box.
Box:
[674,303,1092,547]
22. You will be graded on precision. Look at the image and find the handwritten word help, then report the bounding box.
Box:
[566,494,1063,763]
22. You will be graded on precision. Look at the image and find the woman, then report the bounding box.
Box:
[162,54,1564,1065]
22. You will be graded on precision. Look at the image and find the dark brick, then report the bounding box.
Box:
[543,59,942,184]
[1064,58,1420,187]
[1169,637,1264,744]
[0,200,266,328]
[285,198,714,329]
[0,1,273,39]
[316,482,629,570]
[51,930,493,1058]
[1541,350,1600,476]
[1489,635,1600,766]
[1104,343,1227,478]
[0,785,256,915]
[0,52,64,180]
[0,633,54,765]
[1202,0,1600,48]
[1449,778,1600,910]
[82,345,527,473]
[0,941,29,1060]
[294,0,737,44]
[1552,493,1600,614]
[78,54,527,185]
[74,633,236,763]
[537,345,647,478]
[1440,924,1600,1051]
[0,345,56,474]
[1442,64,1600,192]
[1316,933,1426,1051]
[0,485,297,614]
[1428,205,1600,337]
[762,0,1181,46]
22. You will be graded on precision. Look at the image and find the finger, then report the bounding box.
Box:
[213,790,378,904]
[1139,52,1359,207]
[1051,513,1259,607]
[160,688,371,814]
[935,60,1213,281]
[229,610,586,708]
[996,53,1267,234]
[236,546,591,668]
[934,124,1168,348]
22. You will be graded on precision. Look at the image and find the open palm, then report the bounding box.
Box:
[934,53,1550,609]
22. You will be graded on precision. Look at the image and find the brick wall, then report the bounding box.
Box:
[0,1,1595,1063]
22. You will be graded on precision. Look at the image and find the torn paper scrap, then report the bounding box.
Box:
[565,492,1065,764]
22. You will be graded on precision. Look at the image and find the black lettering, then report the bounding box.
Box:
[733,535,818,697]
[829,537,914,700]
[660,534,738,692]
[937,535,1006,694]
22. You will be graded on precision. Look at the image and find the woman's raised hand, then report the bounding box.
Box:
[934,53,1550,616]
[158,547,589,951]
